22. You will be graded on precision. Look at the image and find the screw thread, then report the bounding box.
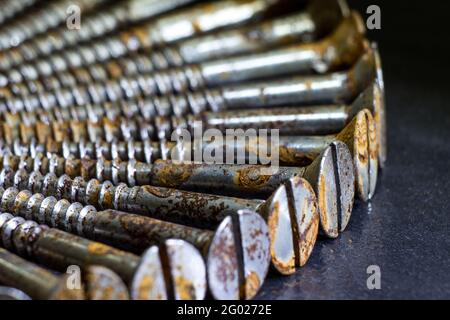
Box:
[0,63,211,113]
[2,84,226,121]
[0,0,104,53]
[0,153,132,185]
[0,165,144,209]
[0,212,45,258]
[0,117,158,144]
[0,138,171,163]
[0,186,97,237]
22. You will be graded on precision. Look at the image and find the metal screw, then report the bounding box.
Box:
[3,43,386,131]
[0,0,104,51]
[0,134,353,238]
[0,246,85,300]
[0,138,171,163]
[4,155,318,274]
[0,0,279,71]
[0,213,129,300]
[0,116,156,144]
[160,103,378,201]
[0,185,269,300]
[0,104,377,202]
[0,13,366,111]
[0,44,377,138]
[0,0,351,92]
[171,80,386,169]
[0,161,313,276]
[0,211,206,300]
[0,133,356,237]
[276,109,378,201]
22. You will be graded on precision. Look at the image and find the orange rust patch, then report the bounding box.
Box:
[141,185,172,198]
[132,27,151,48]
[45,139,60,155]
[234,166,271,190]
[136,275,154,300]
[152,161,193,188]
[175,276,195,300]
[13,192,30,212]
[84,272,121,300]
[318,174,328,228]
[50,279,85,300]
[106,61,123,79]
[101,186,114,208]
[0,87,13,99]
[268,202,295,275]
[87,242,114,256]
[355,113,369,165]
[65,159,81,178]
[367,113,379,160]
[245,272,261,299]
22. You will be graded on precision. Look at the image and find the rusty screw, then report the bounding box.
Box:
[0,212,130,300]
[2,105,376,201]
[153,104,378,201]
[0,155,319,274]
[0,0,351,93]
[0,135,353,238]
[0,211,206,300]
[0,44,378,145]
[0,78,385,171]
[0,12,366,110]
[175,78,386,168]
[0,162,313,276]
[0,139,168,164]
[0,185,269,300]
[0,0,280,72]
[0,246,85,300]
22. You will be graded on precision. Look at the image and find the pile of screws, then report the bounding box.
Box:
[0,0,385,300]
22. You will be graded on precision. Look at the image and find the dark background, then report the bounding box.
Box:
[256,0,450,299]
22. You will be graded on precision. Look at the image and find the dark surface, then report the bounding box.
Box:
[256,0,450,299]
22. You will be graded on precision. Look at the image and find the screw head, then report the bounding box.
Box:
[303,141,355,238]
[131,246,168,300]
[164,239,207,300]
[206,215,240,300]
[83,265,130,300]
[285,176,320,267]
[263,184,296,275]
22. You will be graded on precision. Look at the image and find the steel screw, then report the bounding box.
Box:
[0,13,366,108]
[0,162,312,275]
[0,155,318,274]
[0,0,105,51]
[0,185,269,300]
[0,211,206,300]
[3,0,349,93]
[0,0,279,71]
[0,246,85,300]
